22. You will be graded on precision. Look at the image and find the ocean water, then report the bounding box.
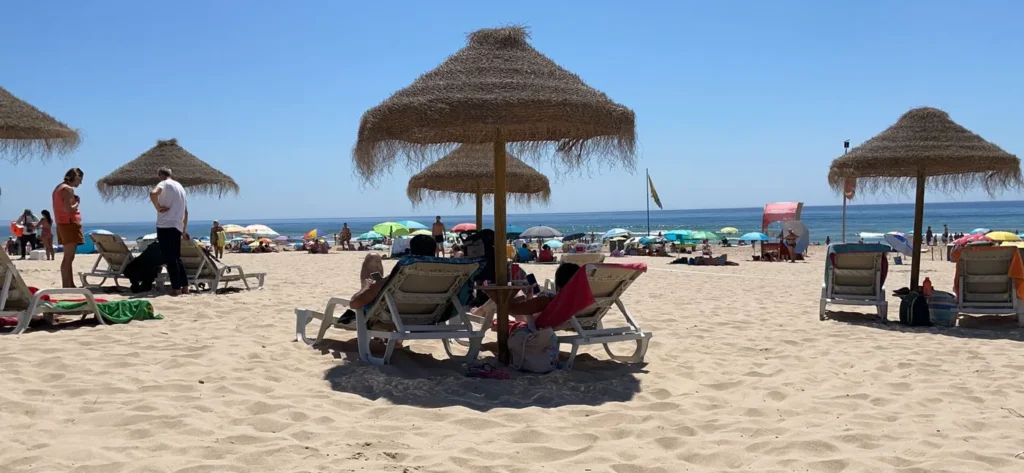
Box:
[4,201,1024,244]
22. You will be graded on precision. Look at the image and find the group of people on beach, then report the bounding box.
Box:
[9,166,193,297]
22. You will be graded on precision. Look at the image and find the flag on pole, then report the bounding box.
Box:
[648,174,663,209]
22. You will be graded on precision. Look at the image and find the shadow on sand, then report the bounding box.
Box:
[319,339,644,411]
[825,310,1024,342]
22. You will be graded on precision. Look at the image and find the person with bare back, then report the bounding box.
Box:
[53,168,84,288]
[432,216,446,257]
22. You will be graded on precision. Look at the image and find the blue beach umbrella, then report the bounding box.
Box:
[356,231,384,241]
[739,232,770,241]
[395,220,428,230]
[970,228,990,235]
[544,240,563,249]
[664,229,692,241]
[602,228,631,240]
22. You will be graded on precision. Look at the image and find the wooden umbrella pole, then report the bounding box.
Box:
[910,172,926,291]
[492,135,510,363]
[475,184,483,230]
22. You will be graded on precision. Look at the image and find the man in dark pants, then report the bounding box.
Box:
[150,167,190,296]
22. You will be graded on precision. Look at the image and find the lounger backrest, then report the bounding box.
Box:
[959,247,1014,303]
[565,264,642,330]
[180,239,217,279]
[365,260,479,326]
[91,233,132,268]
[830,253,882,297]
[559,253,606,266]
[0,250,33,310]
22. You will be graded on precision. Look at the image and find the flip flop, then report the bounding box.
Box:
[466,363,510,380]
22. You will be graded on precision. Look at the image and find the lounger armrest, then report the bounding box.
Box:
[219,265,245,275]
[29,288,101,317]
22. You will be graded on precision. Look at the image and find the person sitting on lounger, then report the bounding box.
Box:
[344,234,437,312]
[470,263,581,321]
[701,239,713,257]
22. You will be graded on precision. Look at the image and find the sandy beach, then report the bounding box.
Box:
[2,247,1024,473]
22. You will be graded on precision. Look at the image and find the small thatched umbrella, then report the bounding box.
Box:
[355,26,635,361]
[828,107,1021,290]
[0,86,80,162]
[97,138,239,200]
[407,144,551,229]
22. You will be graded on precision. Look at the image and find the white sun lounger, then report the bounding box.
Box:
[533,263,651,368]
[79,233,134,288]
[1,250,101,335]
[294,258,483,366]
[180,239,266,294]
[558,253,606,266]
[956,246,1024,327]
[819,245,888,322]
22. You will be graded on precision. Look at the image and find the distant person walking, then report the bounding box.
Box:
[151,167,190,296]
[926,226,933,246]
[53,168,84,287]
[38,209,55,260]
[14,209,38,260]
[210,220,225,259]
[432,216,446,257]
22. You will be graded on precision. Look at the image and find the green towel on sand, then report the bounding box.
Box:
[51,300,163,324]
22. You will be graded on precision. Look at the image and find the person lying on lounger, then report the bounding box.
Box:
[470,263,580,321]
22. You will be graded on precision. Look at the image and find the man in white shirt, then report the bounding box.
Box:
[150,167,190,296]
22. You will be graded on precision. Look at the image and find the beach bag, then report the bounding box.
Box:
[508,325,558,373]
[899,291,931,326]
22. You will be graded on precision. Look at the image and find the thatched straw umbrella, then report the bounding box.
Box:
[0,86,80,162]
[97,138,239,200]
[828,107,1021,291]
[407,144,551,229]
[355,26,635,362]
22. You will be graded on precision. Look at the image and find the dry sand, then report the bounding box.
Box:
[2,247,1024,472]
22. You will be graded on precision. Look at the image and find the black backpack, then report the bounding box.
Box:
[123,242,163,293]
[898,292,931,326]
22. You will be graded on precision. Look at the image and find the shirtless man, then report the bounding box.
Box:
[432,216,446,257]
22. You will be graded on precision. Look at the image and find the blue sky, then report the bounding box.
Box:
[2,1,1022,222]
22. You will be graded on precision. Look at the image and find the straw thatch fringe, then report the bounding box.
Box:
[0,86,81,163]
[407,188,550,207]
[97,138,239,201]
[828,107,1021,196]
[353,26,636,184]
[406,144,551,207]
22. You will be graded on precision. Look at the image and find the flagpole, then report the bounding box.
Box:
[646,168,651,237]
[841,140,849,243]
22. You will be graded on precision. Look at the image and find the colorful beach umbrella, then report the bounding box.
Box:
[719,227,739,234]
[954,233,992,246]
[303,229,318,240]
[739,232,770,241]
[410,229,433,236]
[372,222,409,237]
[395,220,428,230]
[686,231,719,242]
[970,228,991,235]
[356,231,384,241]
[985,231,1020,242]
[451,222,476,232]
[222,224,245,233]
[884,232,913,256]
[520,226,562,239]
[244,224,278,237]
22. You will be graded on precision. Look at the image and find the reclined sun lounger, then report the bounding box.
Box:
[819,243,889,322]
[180,239,266,294]
[294,257,483,365]
[79,232,134,288]
[1,250,101,335]
[955,246,1024,327]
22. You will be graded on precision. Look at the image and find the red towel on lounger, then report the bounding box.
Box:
[532,265,598,329]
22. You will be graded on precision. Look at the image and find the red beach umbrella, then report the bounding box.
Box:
[451,222,476,232]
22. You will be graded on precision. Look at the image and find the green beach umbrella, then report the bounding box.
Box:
[686,231,719,242]
[373,222,410,237]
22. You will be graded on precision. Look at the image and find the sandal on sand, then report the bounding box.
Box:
[466,363,510,380]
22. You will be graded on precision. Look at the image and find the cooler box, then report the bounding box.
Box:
[29,249,47,260]
[927,291,958,327]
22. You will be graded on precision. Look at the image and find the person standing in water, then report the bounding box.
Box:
[38,210,55,261]
[151,167,189,296]
[432,216,446,257]
[53,168,84,287]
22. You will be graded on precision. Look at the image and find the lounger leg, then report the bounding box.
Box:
[603,337,649,363]
[295,309,317,344]
[878,302,888,323]
[819,299,827,321]
[563,343,581,369]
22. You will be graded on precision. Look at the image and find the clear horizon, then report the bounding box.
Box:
[2,1,1022,222]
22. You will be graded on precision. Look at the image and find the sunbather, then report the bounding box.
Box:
[470,263,580,321]
[335,235,437,327]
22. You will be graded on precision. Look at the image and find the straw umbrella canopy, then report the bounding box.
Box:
[406,144,551,229]
[828,107,1021,290]
[1,86,80,162]
[97,138,239,200]
[355,26,635,362]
